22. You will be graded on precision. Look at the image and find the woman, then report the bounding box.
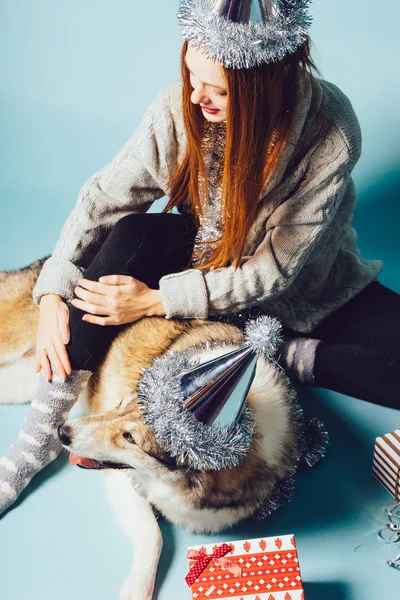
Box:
[0,0,398,515]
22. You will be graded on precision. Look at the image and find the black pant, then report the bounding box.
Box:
[310,282,400,408]
[67,212,197,371]
[66,212,400,409]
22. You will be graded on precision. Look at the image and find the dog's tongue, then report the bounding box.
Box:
[69,452,99,469]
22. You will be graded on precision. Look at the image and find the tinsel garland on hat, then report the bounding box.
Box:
[136,315,328,520]
[177,0,314,69]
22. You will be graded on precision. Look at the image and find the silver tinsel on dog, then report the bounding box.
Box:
[177,0,314,69]
[252,392,329,520]
[137,316,327,475]
[137,350,255,471]
[137,315,283,470]
[244,315,283,359]
[136,314,328,519]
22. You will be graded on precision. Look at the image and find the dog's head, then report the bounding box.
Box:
[58,392,181,474]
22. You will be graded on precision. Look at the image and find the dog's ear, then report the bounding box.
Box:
[119,391,137,408]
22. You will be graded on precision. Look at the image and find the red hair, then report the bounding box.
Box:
[163,38,322,270]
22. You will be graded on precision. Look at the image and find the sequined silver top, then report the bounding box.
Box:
[191,117,283,268]
[191,119,227,269]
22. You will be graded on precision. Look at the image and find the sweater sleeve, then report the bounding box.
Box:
[159,125,359,319]
[32,86,173,307]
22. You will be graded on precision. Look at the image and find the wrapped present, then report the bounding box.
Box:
[373,429,400,501]
[186,534,304,600]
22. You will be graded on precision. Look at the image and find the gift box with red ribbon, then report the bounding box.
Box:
[186,534,304,600]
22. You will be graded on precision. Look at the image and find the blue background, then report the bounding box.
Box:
[0,1,399,599]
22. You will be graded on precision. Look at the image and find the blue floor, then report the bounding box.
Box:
[1,0,400,596]
[1,212,400,599]
[0,385,398,599]
[1,178,400,600]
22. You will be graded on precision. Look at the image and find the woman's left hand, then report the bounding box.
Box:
[70,275,166,326]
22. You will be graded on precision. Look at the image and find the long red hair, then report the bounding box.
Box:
[163,38,322,270]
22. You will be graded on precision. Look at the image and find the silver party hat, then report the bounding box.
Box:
[137,316,283,470]
[177,315,283,427]
[182,346,257,426]
[177,0,313,69]
[211,0,275,23]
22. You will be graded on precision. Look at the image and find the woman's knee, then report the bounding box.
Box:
[107,213,196,248]
[109,213,152,238]
[114,211,195,233]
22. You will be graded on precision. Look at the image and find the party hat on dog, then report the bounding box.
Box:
[137,316,283,470]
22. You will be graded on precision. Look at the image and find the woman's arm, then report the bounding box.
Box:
[32,82,176,307]
[159,123,360,319]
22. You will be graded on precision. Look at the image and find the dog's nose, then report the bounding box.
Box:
[58,424,73,446]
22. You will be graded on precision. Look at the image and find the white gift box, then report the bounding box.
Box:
[373,429,400,501]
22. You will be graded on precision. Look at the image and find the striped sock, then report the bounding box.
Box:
[277,337,322,385]
[0,368,92,514]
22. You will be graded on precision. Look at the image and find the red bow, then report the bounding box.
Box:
[186,543,241,586]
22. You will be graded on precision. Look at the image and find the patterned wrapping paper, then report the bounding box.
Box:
[187,534,305,600]
[372,430,400,501]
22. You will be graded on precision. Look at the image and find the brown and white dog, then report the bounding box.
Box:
[0,259,299,600]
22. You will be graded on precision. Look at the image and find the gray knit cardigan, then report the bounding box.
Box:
[32,73,383,333]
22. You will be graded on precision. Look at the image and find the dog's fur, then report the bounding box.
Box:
[0,260,298,600]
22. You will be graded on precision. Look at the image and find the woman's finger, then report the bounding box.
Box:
[56,305,72,374]
[57,303,70,344]
[97,275,134,286]
[77,278,118,296]
[36,339,48,374]
[73,285,109,307]
[40,351,52,381]
[47,345,66,381]
[71,298,109,316]
[35,345,42,372]
[54,337,72,376]
[81,314,112,326]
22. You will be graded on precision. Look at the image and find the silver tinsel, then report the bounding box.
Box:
[137,349,255,471]
[191,116,282,269]
[177,0,314,69]
[137,316,282,470]
[136,314,328,481]
[252,379,329,521]
[244,315,283,360]
[136,334,328,517]
[191,119,227,269]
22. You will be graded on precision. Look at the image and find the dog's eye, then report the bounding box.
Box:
[123,431,134,443]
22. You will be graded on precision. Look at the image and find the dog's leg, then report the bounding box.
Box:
[104,470,162,600]
[0,354,38,405]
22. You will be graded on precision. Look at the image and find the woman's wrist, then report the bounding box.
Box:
[145,289,166,317]
[39,293,63,307]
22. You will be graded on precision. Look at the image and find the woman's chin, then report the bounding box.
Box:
[203,113,226,123]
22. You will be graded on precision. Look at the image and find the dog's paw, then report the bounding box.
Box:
[118,574,153,600]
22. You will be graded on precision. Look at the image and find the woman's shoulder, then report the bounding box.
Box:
[312,75,362,167]
[146,76,183,118]
[142,77,185,147]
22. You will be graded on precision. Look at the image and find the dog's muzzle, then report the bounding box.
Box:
[57,425,133,470]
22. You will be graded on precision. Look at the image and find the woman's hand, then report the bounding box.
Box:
[70,275,166,326]
[36,294,72,381]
